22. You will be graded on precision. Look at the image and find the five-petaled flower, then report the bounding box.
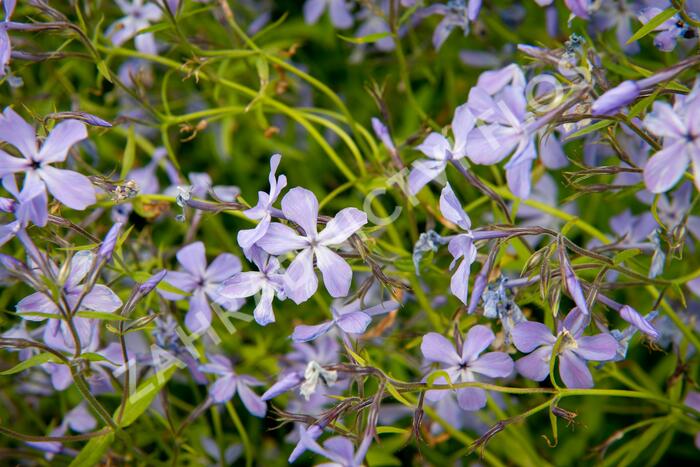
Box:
[199,354,267,417]
[512,308,618,388]
[642,81,700,194]
[257,187,367,304]
[0,107,96,214]
[421,325,514,411]
[219,245,286,326]
[160,242,243,332]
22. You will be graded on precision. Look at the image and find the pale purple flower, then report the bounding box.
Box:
[257,187,367,303]
[107,0,163,54]
[613,209,658,243]
[642,86,700,193]
[371,117,396,154]
[466,81,563,198]
[0,0,17,75]
[0,173,46,246]
[416,0,481,50]
[655,182,700,241]
[303,0,354,29]
[591,1,640,54]
[199,354,266,417]
[160,241,243,332]
[262,335,340,400]
[16,251,122,321]
[98,222,123,261]
[218,245,286,326]
[605,311,658,361]
[0,107,95,212]
[408,102,475,194]
[560,248,589,315]
[295,430,372,467]
[439,183,477,304]
[564,0,593,19]
[26,403,97,459]
[512,308,617,388]
[592,62,696,116]
[291,298,398,342]
[638,7,698,52]
[237,154,287,249]
[354,7,394,53]
[421,325,513,411]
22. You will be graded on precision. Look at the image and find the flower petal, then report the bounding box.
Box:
[253,285,276,326]
[256,222,309,255]
[558,350,593,388]
[0,149,29,177]
[209,374,237,403]
[237,381,266,417]
[0,107,38,159]
[574,334,618,362]
[16,292,58,319]
[291,321,335,342]
[317,207,367,245]
[512,321,556,352]
[335,311,371,334]
[206,253,241,283]
[462,325,495,362]
[315,245,352,298]
[185,290,212,333]
[281,187,319,238]
[515,345,553,381]
[408,158,446,195]
[643,141,689,193]
[469,352,513,378]
[37,120,87,163]
[456,387,487,411]
[38,166,96,210]
[219,272,264,298]
[421,332,461,366]
[177,242,207,278]
[81,284,123,312]
[439,183,471,230]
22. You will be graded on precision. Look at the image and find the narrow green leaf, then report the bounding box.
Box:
[337,32,390,44]
[68,432,114,467]
[627,8,677,45]
[565,119,614,139]
[376,426,409,435]
[0,353,59,375]
[385,382,413,407]
[118,364,178,427]
[613,248,642,265]
[120,125,136,179]
[76,311,128,321]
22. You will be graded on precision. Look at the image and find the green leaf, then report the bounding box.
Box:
[376,426,409,435]
[426,369,453,387]
[69,364,178,466]
[96,60,113,83]
[68,432,114,467]
[386,382,413,407]
[117,364,178,427]
[0,353,60,375]
[613,248,642,265]
[565,119,614,139]
[627,7,677,45]
[337,32,390,44]
[76,311,128,321]
[120,125,136,180]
